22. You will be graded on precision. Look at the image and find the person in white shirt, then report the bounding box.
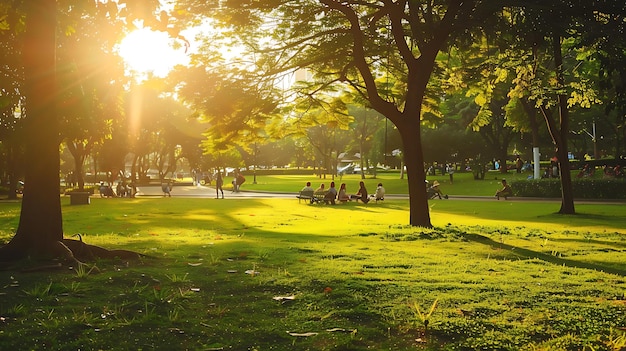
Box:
[374,183,385,202]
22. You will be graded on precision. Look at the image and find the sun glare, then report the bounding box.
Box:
[118,28,189,77]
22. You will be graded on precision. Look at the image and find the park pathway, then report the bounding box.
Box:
[133,184,626,204]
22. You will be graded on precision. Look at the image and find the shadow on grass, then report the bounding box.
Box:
[463,232,626,276]
[551,237,626,249]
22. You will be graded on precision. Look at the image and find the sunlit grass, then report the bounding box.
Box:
[0,197,624,350]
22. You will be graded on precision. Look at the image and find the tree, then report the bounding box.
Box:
[0,3,27,199]
[56,3,126,190]
[582,4,626,158]
[0,0,63,259]
[175,0,490,227]
[284,93,352,178]
[468,84,518,173]
[172,64,280,169]
[0,0,163,262]
[505,0,624,214]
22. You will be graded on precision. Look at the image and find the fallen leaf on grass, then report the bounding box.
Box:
[187,262,203,266]
[272,295,296,301]
[326,328,356,333]
[287,331,318,337]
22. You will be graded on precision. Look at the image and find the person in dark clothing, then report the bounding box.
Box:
[215,171,224,199]
[351,181,369,203]
[495,179,512,200]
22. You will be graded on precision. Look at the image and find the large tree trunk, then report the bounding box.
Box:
[0,0,63,260]
[397,119,432,228]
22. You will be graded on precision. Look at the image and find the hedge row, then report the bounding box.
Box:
[511,178,626,199]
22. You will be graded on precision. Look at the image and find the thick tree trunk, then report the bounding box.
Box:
[0,0,63,260]
[398,120,432,228]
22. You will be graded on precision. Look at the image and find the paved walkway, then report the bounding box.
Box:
[135,184,293,198]
[134,184,626,204]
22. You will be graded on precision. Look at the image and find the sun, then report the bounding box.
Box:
[118,28,189,77]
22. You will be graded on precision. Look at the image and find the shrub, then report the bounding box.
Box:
[511,178,626,199]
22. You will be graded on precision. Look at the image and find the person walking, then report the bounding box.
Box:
[162,180,172,197]
[215,171,224,199]
[447,163,455,184]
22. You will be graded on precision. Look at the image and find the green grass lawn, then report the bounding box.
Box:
[0,197,625,350]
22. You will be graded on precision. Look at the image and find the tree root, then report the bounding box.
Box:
[0,234,145,272]
[62,235,143,262]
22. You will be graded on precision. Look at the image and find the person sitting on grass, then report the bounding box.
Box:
[337,183,350,202]
[374,182,385,202]
[351,181,370,203]
[495,179,512,200]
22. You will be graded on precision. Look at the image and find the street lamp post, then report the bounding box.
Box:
[581,120,598,159]
[253,142,257,184]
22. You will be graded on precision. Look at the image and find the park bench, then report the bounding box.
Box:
[296,190,314,203]
[296,190,328,204]
[312,193,326,204]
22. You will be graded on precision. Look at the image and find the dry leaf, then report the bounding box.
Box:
[287,331,318,337]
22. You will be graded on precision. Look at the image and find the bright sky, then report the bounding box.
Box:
[117,28,190,77]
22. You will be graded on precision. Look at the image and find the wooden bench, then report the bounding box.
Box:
[296,190,314,203]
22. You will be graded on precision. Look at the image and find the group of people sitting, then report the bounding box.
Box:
[301,181,385,205]
[99,181,135,198]
[301,178,515,203]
